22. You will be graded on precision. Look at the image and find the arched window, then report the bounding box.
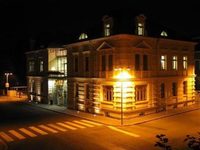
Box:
[161,31,168,37]
[79,33,88,40]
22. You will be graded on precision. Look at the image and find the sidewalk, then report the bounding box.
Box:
[24,100,200,126]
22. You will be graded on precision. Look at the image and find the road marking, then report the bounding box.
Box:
[0,132,14,142]
[47,124,67,132]
[19,128,37,138]
[107,126,140,138]
[29,126,48,135]
[65,122,86,129]
[9,130,26,140]
[38,125,58,133]
[56,123,77,130]
[81,120,102,126]
[73,120,94,127]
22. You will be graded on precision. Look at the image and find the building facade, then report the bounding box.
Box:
[26,47,67,106]
[26,13,197,119]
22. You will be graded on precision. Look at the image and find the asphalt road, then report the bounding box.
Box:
[0,101,200,150]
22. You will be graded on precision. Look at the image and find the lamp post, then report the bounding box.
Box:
[4,72,12,95]
[115,68,131,126]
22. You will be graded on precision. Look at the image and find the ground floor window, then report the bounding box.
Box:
[135,85,147,101]
[103,86,113,101]
[161,83,165,98]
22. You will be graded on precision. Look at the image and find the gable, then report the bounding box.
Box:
[135,40,152,49]
[97,41,113,51]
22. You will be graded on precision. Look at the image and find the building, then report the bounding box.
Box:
[26,11,197,119]
[26,46,67,106]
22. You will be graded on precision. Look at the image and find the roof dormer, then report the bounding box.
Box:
[135,14,146,36]
[102,15,113,37]
[79,33,88,40]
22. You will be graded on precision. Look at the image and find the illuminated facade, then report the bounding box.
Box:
[64,14,196,118]
[26,47,67,105]
[26,13,197,119]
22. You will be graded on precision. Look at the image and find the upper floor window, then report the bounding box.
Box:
[39,60,44,72]
[143,55,148,70]
[183,56,188,69]
[161,31,168,37]
[135,54,140,70]
[28,61,35,72]
[79,33,88,40]
[102,55,106,71]
[74,56,79,72]
[172,56,178,70]
[161,55,167,70]
[108,55,113,71]
[85,56,89,72]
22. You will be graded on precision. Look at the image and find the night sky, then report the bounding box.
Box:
[0,0,200,85]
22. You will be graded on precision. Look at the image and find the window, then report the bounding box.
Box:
[135,54,140,70]
[172,56,178,70]
[108,55,113,71]
[160,31,168,37]
[75,83,79,98]
[79,33,88,40]
[161,83,165,98]
[138,23,144,35]
[103,86,113,101]
[135,85,147,101]
[143,55,148,70]
[102,55,106,71]
[195,60,200,71]
[39,60,44,72]
[104,23,111,36]
[161,55,167,70]
[74,57,78,72]
[85,84,90,99]
[29,61,35,72]
[183,81,187,94]
[85,56,89,72]
[183,56,188,69]
[172,82,177,96]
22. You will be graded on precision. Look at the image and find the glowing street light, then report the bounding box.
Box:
[4,72,12,95]
[114,68,131,126]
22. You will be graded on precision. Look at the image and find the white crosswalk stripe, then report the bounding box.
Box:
[81,120,102,126]
[73,120,94,127]
[38,125,58,133]
[56,122,77,130]
[65,122,86,129]
[9,130,26,140]
[0,132,14,142]
[19,128,37,138]
[47,124,67,132]
[29,126,48,135]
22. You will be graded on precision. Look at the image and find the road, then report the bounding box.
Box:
[0,100,200,150]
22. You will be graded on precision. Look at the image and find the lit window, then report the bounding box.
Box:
[29,61,35,72]
[172,82,177,96]
[39,60,44,72]
[135,85,147,101]
[79,33,88,40]
[161,83,165,98]
[161,31,168,37]
[104,23,111,36]
[172,56,178,70]
[138,23,144,35]
[103,86,113,101]
[183,56,188,69]
[161,55,167,70]
[183,81,187,94]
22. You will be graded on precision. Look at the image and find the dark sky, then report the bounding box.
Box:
[0,0,200,84]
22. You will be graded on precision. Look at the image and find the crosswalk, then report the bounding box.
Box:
[0,119,102,143]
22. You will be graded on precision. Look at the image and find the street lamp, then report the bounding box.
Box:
[4,72,12,95]
[114,68,131,126]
